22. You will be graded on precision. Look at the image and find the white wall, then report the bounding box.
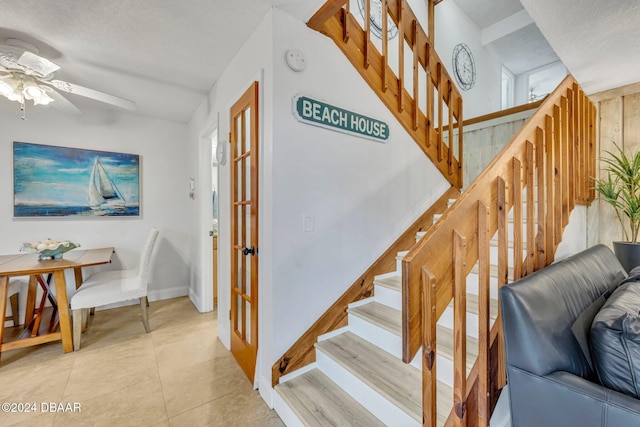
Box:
[0,107,191,314]
[267,7,449,396]
[435,1,503,119]
[186,8,274,355]
[187,6,451,405]
[554,206,588,261]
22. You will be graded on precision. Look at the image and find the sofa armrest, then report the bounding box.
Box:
[507,367,640,427]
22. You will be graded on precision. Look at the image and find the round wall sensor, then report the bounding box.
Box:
[216,141,227,166]
[285,49,306,72]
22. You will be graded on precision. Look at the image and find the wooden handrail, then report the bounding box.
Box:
[308,0,464,189]
[461,99,544,128]
[407,75,596,425]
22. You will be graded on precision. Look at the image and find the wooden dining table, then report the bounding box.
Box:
[0,247,114,355]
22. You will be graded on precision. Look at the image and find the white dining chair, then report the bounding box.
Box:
[71,228,159,350]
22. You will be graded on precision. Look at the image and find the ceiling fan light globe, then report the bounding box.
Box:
[0,80,13,95]
[24,84,43,99]
[34,91,54,105]
[0,74,17,91]
[7,91,21,102]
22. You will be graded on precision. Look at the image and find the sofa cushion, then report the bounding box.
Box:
[591,282,640,398]
[570,271,624,376]
[501,245,627,378]
[571,293,608,374]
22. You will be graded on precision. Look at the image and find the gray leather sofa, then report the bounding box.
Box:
[500,244,640,427]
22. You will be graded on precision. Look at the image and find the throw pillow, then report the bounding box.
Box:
[618,265,640,286]
[591,282,640,398]
[570,271,625,376]
[571,294,608,375]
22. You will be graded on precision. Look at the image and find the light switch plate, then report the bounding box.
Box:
[302,213,314,232]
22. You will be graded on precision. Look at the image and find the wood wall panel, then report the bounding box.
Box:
[624,93,640,150]
[595,93,637,247]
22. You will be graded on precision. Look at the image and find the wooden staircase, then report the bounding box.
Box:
[273,192,549,425]
[272,0,597,426]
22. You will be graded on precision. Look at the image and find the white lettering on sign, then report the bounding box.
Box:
[302,99,313,118]
[293,95,389,143]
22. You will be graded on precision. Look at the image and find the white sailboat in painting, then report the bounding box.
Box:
[88,157,126,210]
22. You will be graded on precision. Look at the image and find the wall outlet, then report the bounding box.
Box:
[302,213,314,232]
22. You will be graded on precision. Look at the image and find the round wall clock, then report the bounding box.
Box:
[452,43,476,91]
[357,0,398,40]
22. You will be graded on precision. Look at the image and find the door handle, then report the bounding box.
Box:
[242,246,255,256]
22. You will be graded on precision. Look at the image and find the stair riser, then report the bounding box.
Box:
[273,392,306,427]
[493,220,539,241]
[315,349,421,426]
[438,307,479,339]
[347,313,422,370]
[395,253,407,274]
[438,306,496,340]
[489,245,528,266]
[467,272,499,294]
[348,314,404,360]
[436,353,470,389]
[374,284,402,310]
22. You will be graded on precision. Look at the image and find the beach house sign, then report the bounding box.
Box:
[292,95,390,143]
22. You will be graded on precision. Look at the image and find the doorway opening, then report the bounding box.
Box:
[211,129,219,309]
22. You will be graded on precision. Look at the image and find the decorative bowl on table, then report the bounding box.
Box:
[21,240,80,260]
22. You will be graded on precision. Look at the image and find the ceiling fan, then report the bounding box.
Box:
[0,38,136,119]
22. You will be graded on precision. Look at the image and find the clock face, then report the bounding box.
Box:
[452,43,476,91]
[357,0,398,40]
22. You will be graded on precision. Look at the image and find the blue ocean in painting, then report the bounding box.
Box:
[13,142,140,218]
[14,205,139,217]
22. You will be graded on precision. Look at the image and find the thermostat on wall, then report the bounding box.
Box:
[216,141,227,166]
[285,49,306,72]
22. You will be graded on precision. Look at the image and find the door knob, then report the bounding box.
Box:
[242,246,255,256]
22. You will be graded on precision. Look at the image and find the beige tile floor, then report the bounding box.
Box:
[0,297,285,427]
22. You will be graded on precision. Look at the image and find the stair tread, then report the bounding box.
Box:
[437,381,453,426]
[435,324,478,371]
[448,293,498,320]
[373,274,401,291]
[470,262,514,280]
[349,301,402,336]
[276,368,385,427]
[489,238,528,249]
[315,331,422,422]
[396,250,409,259]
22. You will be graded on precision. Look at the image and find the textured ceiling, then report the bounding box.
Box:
[453,0,523,29]
[0,0,324,122]
[453,0,560,76]
[1,0,631,123]
[488,23,559,75]
[520,0,640,94]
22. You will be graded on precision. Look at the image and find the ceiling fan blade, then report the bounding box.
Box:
[49,90,82,115]
[48,79,136,111]
[17,51,60,77]
[0,45,22,70]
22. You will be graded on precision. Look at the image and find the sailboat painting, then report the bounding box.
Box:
[14,142,140,217]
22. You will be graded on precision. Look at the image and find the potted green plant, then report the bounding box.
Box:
[594,143,640,272]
